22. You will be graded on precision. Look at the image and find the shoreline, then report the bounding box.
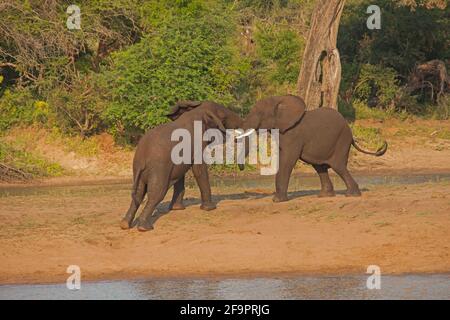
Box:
[2,167,450,189]
[1,180,449,287]
[3,269,450,287]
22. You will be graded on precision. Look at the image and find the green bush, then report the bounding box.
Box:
[0,89,36,131]
[340,0,450,77]
[100,1,249,140]
[339,0,449,119]
[0,141,64,177]
[233,0,290,13]
[1,0,449,146]
[352,99,393,120]
[433,95,450,120]
[353,64,400,109]
[340,63,403,121]
[255,27,302,84]
[48,75,107,137]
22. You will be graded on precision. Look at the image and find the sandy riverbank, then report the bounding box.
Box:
[0,177,449,285]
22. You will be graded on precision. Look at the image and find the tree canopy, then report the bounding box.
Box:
[0,0,448,141]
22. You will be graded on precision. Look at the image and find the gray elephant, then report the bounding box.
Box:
[236,95,388,202]
[120,101,243,231]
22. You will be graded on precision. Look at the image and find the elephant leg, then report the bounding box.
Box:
[169,175,186,210]
[313,164,335,198]
[273,152,297,203]
[137,179,170,232]
[331,164,361,197]
[192,164,216,211]
[120,180,146,230]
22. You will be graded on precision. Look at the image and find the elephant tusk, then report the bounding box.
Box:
[235,128,256,140]
[234,129,244,136]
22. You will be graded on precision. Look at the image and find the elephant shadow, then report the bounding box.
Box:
[133,187,369,228]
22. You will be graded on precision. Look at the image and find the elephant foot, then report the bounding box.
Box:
[346,189,362,197]
[272,194,288,203]
[318,190,336,198]
[120,218,132,230]
[200,202,216,211]
[170,203,186,211]
[137,219,154,232]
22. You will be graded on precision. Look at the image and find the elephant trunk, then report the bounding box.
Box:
[234,129,255,171]
[234,112,260,171]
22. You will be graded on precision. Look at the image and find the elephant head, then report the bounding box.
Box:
[167,100,243,131]
[235,95,306,170]
[166,100,202,121]
[236,95,307,139]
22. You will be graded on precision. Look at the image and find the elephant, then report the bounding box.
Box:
[120,100,243,231]
[236,95,388,202]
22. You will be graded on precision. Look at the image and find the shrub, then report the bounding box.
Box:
[353,64,400,109]
[339,0,449,119]
[340,0,450,77]
[0,88,36,131]
[352,99,393,120]
[434,95,450,120]
[255,27,302,84]
[0,141,64,178]
[48,75,107,137]
[100,2,249,141]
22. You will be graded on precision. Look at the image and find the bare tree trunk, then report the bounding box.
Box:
[297,0,346,110]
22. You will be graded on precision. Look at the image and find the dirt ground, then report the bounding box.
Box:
[347,119,450,174]
[0,118,449,284]
[0,178,449,285]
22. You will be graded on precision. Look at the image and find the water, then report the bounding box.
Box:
[1,275,449,300]
[1,173,449,198]
[210,172,450,191]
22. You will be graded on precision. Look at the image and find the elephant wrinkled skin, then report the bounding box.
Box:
[120,101,243,231]
[238,95,388,202]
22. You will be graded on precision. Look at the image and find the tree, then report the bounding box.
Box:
[297,0,447,111]
[0,0,140,91]
[296,0,346,110]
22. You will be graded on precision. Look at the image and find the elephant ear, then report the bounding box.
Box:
[274,98,306,134]
[166,100,202,121]
[203,110,226,133]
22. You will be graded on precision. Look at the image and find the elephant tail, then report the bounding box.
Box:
[352,140,388,157]
[131,166,145,204]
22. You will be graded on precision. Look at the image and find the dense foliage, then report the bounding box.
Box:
[339,0,450,117]
[100,2,250,140]
[0,0,448,143]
